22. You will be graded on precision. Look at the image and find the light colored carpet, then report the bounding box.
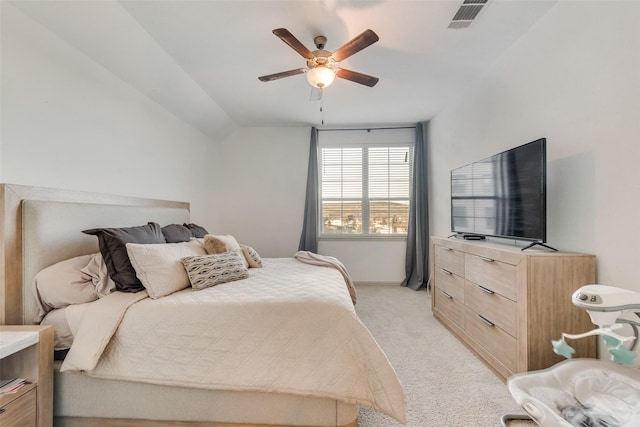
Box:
[354,285,536,427]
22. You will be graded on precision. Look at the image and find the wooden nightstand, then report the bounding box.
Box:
[0,326,53,427]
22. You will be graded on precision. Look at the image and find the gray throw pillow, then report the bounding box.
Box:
[161,224,193,243]
[82,222,165,292]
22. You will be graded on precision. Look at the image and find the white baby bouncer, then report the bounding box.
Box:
[501,285,640,426]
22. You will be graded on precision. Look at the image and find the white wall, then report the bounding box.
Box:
[216,126,310,257]
[430,1,640,291]
[1,4,407,284]
[218,126,406,283]
[0,3,222,229]
[319,239,406,284]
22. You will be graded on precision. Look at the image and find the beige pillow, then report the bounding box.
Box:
[126,240,207,299]
[81,252,116,297]
[204,235,227,254]
[32,254,99,323]
[204,234,248,268]
[41,308,74,350]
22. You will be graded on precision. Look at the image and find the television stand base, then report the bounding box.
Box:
[449,233,486,240]
[521,241,558,252]
[463,234,485,240]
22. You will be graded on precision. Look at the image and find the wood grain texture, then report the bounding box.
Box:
[53,417,359,427]
[434,268,465,301]
[0,325,53,427]
[433,287,465,328]
[0,385,37,427]
[431,236,597,380]
[465,254,517,301]
[434,245,464,276]
[526,256,597,370]
[464,306,518,373]
[464,280,517,336]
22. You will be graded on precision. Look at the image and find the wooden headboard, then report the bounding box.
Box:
[0,184,190,325]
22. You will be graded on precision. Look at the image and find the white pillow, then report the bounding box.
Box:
[126,240,207,299]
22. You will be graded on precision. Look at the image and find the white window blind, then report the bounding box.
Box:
[318,128,415,236]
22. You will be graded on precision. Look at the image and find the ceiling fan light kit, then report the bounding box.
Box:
[258,28,379,92]
[306,65,336,88]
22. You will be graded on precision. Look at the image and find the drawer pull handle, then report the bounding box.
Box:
[478,256,494,262]
[440,268,452,275]
[478,315,495,327]
[477,285,495,295]
[443,247,452,251]
[440,290,453,299]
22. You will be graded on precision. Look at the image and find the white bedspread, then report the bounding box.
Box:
[61,258,406,423]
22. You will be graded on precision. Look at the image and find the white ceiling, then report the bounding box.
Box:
[9,0,557,140]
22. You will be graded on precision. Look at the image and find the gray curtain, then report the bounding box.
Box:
[298,127,319,253]
[401,122,430,290]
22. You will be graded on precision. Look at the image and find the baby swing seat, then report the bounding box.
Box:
[501,358,640,427]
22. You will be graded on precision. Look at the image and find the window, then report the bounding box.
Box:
[318,128,415,237]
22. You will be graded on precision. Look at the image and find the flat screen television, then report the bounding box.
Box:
[450,138,552,250]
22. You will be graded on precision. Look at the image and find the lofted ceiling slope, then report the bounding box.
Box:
[8,0,557,139]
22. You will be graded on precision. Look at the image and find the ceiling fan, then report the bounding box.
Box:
[258,28,380,93]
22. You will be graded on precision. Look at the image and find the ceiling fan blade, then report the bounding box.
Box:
[331,29,379,62]
[272,28,315,60]
[258,68,306,82]
[336,68,379,87]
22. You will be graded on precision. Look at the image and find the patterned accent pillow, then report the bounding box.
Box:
[241,245,263,268]
[181,252,249,290]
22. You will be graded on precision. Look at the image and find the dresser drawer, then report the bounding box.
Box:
[465,253,517,301]
[465,280,517,337]
[434,267,464,302]
[0,385,36,427]
[465,307,517,373]
[434,286,464,328]
[434,245,464,276]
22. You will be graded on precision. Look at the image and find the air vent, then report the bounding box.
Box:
[448,0,488,29]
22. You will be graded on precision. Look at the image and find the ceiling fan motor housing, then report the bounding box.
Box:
[314,35,327,49]
[307,50,334,70]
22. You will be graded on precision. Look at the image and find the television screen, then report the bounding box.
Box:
[451,138,546,242]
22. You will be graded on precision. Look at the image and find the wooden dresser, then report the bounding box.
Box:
[431,236,596,380]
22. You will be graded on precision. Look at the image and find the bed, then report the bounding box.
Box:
[0,184,406,427]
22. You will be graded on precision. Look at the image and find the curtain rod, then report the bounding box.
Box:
[317,126,416,132]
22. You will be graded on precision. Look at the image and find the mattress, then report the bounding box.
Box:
[53,361,358,426]
[59,258,406,422]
